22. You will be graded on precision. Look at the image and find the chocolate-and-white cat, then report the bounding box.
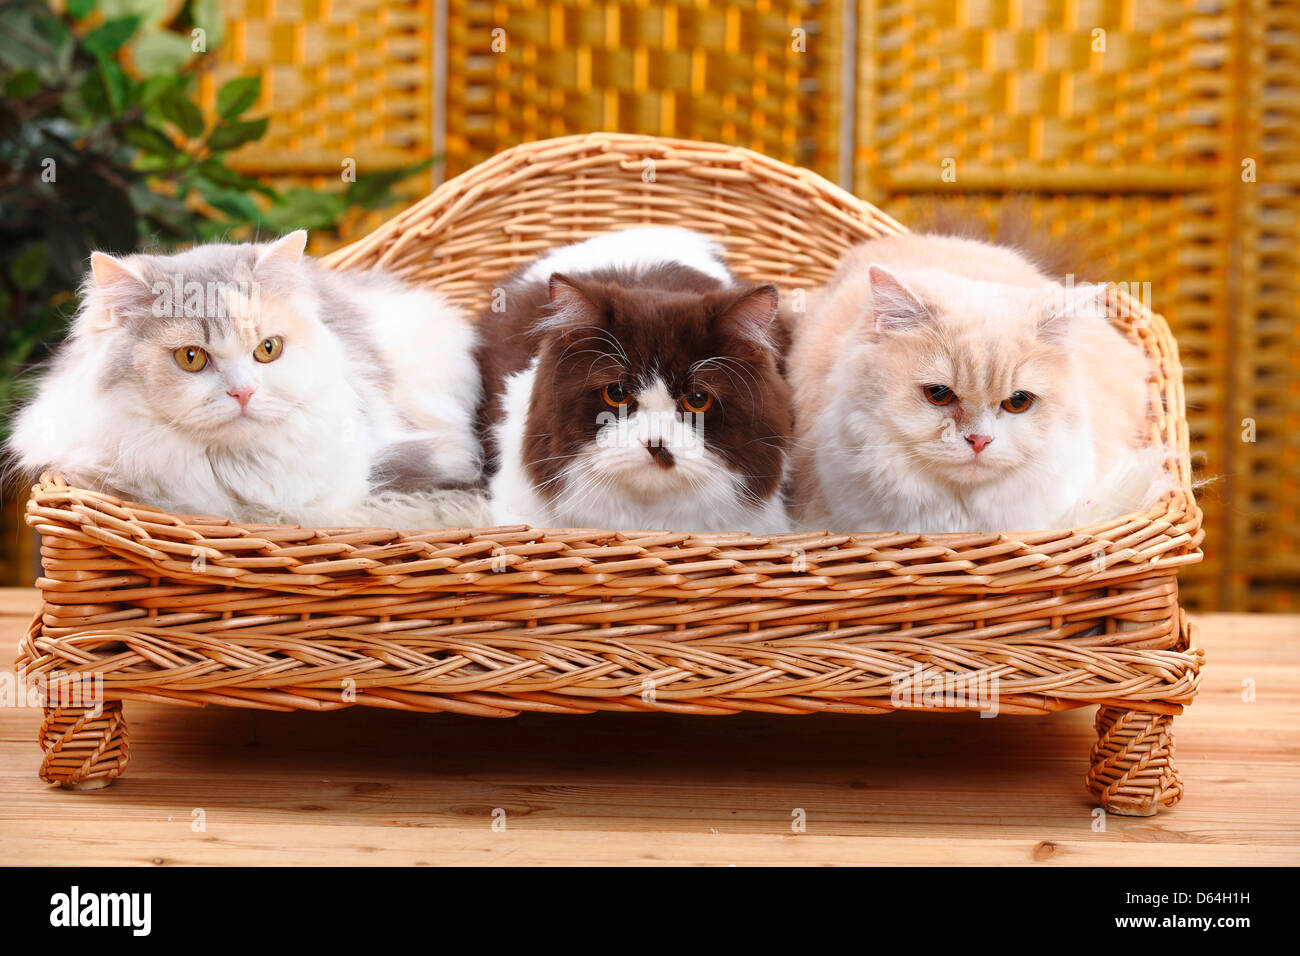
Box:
[476,227,793,532]
[785,232,1167,533]
[8,231,488,528]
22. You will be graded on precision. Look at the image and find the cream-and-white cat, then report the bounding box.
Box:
[785,233,1166,533]
[8,231,489,528]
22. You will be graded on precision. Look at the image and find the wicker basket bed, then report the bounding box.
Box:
[17,133,1204,816]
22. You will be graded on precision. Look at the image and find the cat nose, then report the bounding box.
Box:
[643,441,675,469]
[965,434,993,454]
[227,386,256,408]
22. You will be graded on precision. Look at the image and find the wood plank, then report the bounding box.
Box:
[2,588,1297,866]
[4,822,1296,866]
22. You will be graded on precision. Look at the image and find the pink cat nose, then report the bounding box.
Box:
[227,386,256,408]
[965,434,993,454]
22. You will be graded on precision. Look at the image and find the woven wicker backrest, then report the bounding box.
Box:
[322,132,1202,539]
[322,133,904,308]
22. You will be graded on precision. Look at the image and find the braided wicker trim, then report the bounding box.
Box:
[17,601,1202,717]
[28,476,1199,597]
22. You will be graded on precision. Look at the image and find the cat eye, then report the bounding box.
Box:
[173,346,209,373]
[681,390,714,414]
[1001,391,1034,413]
[924,385,955,406]
[254,336,284,363]
[602,383,631,407]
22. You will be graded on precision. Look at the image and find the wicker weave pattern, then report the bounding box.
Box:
[38,703,129,790]
[19,579,1201,718]
[445,0,841,180]
[857,0,1229,191]
[206,0,434,173]
[1086,703,1185,816]
[325,134,908,309]
[1229,0,1300,611]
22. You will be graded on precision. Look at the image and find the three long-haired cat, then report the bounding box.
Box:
[8,231,489,528]
[785,232,1165,533]
[475,226,793,532]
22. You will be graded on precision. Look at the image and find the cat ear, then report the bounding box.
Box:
[867,264,929,332]
[540,273,600,336]
[90,251,146,290]
[255,230,308,272]
[716,284,779,351]
[1040,280,1108,343]
[85,252,149,332]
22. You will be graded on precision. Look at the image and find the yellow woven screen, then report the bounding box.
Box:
[1229,0,1300,612]
[205,0,435,174]
[444,0,842,179]
[856,0,1228,190]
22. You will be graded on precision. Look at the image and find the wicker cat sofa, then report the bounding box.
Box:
[17,132,1204,816]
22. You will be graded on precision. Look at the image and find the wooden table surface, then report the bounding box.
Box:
[1,588,1296,866]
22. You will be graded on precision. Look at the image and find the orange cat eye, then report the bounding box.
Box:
[681,390,713,414]
[602,383,631,407]
[924,385,955,406]
[254,336,284,363]
[1001,391,1034,413]
[173,346,209,372]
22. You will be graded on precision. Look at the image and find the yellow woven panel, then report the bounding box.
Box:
[856,0,1229,191]
[444,0,841,180]
[203,0,435,174]
[1229,0,1300,612]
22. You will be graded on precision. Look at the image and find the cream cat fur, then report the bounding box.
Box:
[785,233,1166,533]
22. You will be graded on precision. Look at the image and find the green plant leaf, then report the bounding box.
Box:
[81,16,141,58]
[158,87,205,138]
[122,124,177,157]
[206,116,268,151]
[197,182,263,222]
[262,188,348,232]
[67,0,98,20]
[132,30,193,76]
[96,54,129,113]
[102,0,168,27]
[3,69,40,99]
[76,66,110,117]
[346,158,435,208]
[138,74,183,107]
[0,11,57,71]
[216,75,261,118]
[11,245,49,291]
[195,159,277,197]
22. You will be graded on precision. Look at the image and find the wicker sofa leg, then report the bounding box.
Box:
[38,701,130,790]
[1086,705,1183,816]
